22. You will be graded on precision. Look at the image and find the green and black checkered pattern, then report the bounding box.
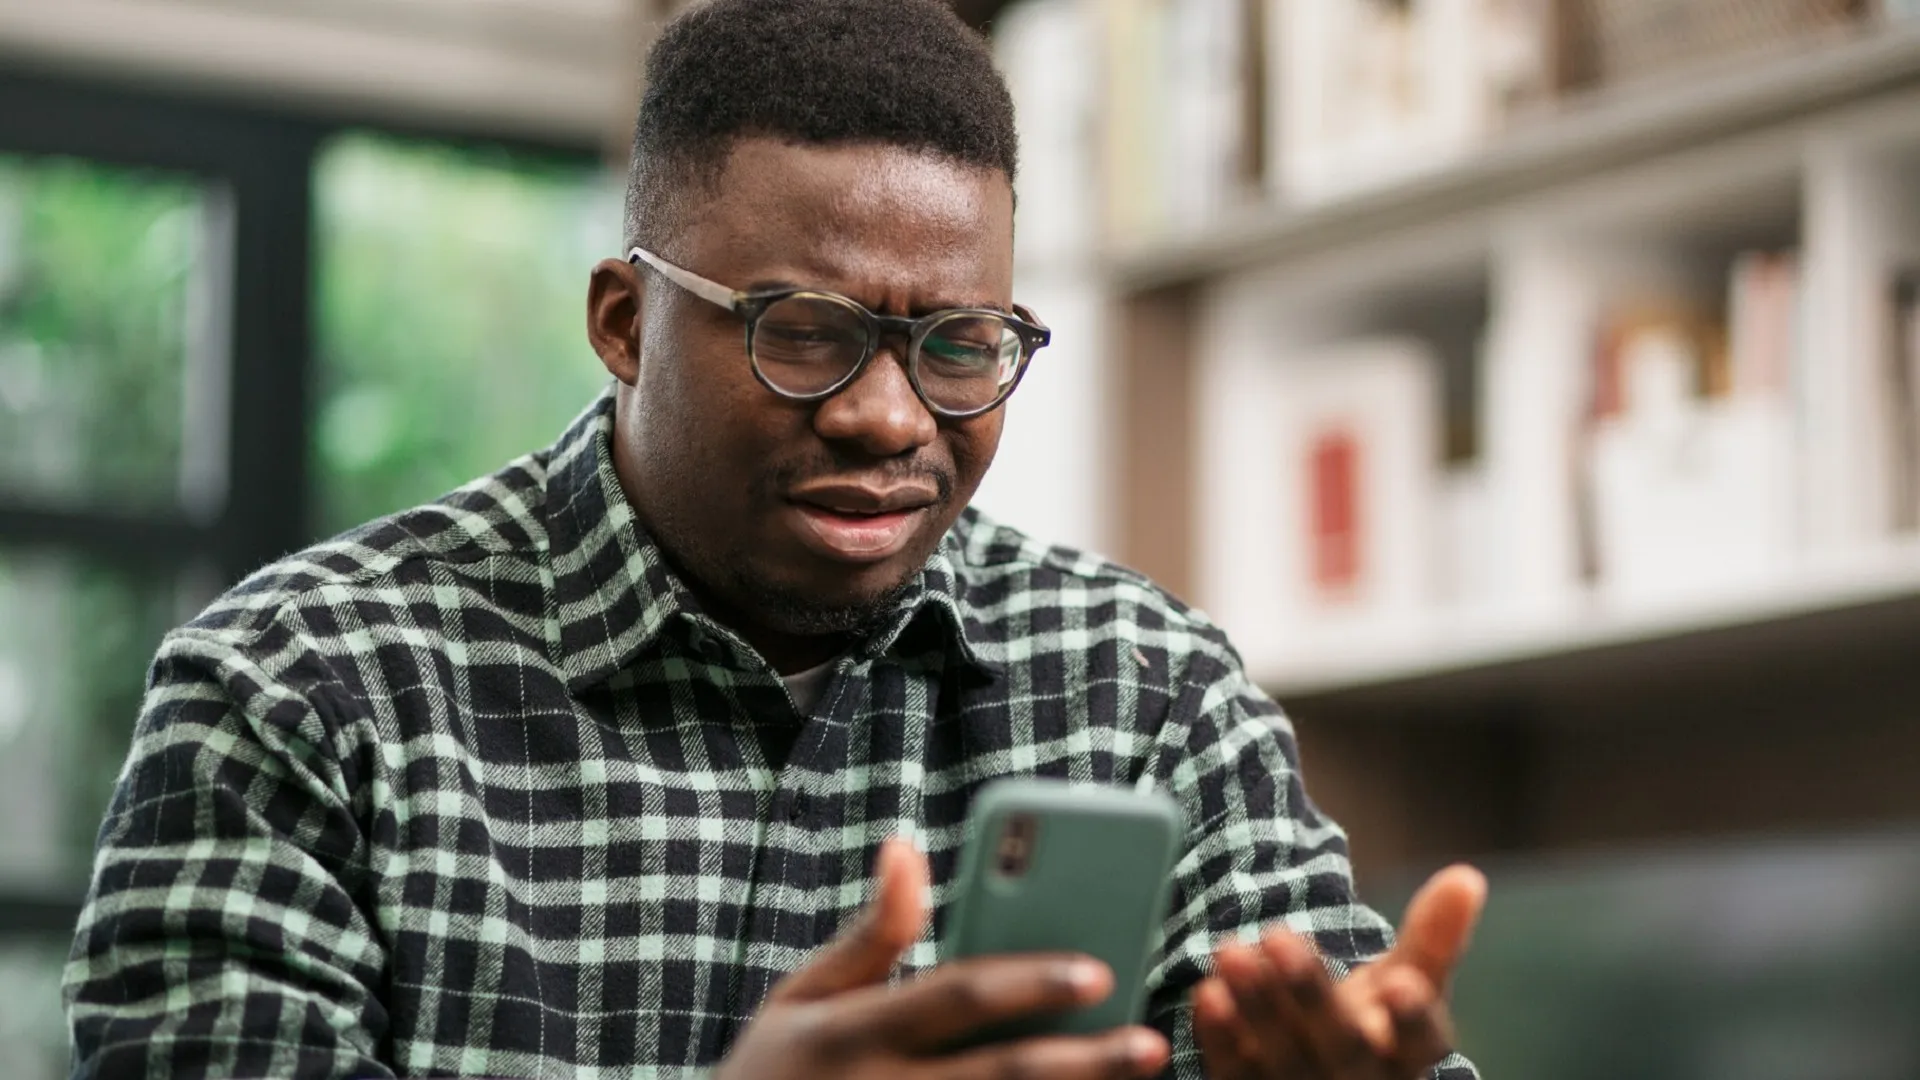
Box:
[66,389,1476,1079]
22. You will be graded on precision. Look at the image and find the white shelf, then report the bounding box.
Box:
[0,0,643,142]
[1110,24,1920,293]
[1255,541,1920,699]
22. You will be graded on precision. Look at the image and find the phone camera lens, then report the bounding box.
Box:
[994,814,1037,877]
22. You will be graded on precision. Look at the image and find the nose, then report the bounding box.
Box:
[811,343,938,457]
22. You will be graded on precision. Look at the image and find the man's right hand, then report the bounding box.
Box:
[715,836,1171,1080]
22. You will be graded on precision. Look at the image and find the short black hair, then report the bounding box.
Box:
[624,0,1017,248]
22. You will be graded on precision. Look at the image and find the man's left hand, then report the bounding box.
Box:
[1191,864,1487,1079]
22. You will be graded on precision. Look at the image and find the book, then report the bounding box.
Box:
[1100,0,1172,242]
[1477,0,1564,120]
[997,0,1102,270]
[1726,250,1800,402]
[1798,149,1918,550]
[1267,337,1441,642]
[1585,311,1795,604]
[1267,0,1548,205]
[1436,462,1496,610]
[1569,0,1869,94]
[1162,0,1259,230]
[1095,0,1263,242]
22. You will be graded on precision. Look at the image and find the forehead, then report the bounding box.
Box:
[678,137,1015,305]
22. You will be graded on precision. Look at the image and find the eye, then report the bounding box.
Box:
[752,295,867,366]
[921,316,1020,381]
[922,334,996,367]
[760,325,842,347]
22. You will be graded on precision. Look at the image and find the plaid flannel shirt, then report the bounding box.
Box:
[65,389,1477,1079]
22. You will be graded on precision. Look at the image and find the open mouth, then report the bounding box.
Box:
[789,502,927,562]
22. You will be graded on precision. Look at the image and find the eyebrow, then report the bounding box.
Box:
[740,279,1010,316]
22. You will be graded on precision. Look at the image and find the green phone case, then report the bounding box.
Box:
[941,777,1186,1042]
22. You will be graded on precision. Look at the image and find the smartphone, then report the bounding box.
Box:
[941,776,1186,1043]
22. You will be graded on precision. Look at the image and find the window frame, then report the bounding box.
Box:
[0,65,597,943]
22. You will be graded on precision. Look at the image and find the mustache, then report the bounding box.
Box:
[764,453,956,505]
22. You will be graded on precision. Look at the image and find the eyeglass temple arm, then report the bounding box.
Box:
[628,246,739,312]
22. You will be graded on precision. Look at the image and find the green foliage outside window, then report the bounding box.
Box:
[0,153,203,511]
[0,154,211,893]
[0,132,617,1080]
[313,133,619,534]
[0,940,66,1080]
[0,553,193,890]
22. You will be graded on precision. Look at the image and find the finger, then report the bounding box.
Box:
[1376,966,1452,1073]
[1213,939,1304,1075]
[1330,965,1396,1054]
[936,1025,1169,1080]
[827,953,1112,1052]
[1260,929,1373,1071]
[1386,864,1487,992]
[1193,976,1238,1028]
[1191,978,1259,1080]
[1205,976,1267,1068]
[773,836,929,1002]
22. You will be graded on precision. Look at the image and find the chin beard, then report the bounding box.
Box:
[735,572,918,638]
[640,514,925,645]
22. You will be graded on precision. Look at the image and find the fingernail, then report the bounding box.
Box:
[1062,959,1106,994]
[1128,1028,1164,1065]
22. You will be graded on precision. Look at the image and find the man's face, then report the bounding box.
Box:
[591,137,1016,650]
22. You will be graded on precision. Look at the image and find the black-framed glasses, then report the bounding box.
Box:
[628,246,1050,419]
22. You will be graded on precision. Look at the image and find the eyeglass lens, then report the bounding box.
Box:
[749,294,1023,414]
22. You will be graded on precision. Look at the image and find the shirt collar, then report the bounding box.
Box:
[543,388,999,694]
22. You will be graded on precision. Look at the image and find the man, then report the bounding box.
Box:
[66,1,1486,1077]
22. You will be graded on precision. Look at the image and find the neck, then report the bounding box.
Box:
[690,595,854,675]
[608,409,857,677]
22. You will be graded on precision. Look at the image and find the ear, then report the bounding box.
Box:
[587,257,645,385]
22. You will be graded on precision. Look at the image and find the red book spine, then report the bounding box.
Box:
[1309,426,1363,600]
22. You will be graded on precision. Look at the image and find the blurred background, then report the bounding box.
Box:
[3,0,1920,1076]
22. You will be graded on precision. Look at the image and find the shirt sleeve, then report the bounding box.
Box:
[1140,648,1479,1080]
[64,617,393,1080]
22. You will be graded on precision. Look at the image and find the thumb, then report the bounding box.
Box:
[773,835,929,1003]
[1385,863,1487,992]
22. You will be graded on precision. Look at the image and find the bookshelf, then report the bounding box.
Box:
[998,1,1920,880]
[1262,537,1920,698]
[1108,22,1920,291]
